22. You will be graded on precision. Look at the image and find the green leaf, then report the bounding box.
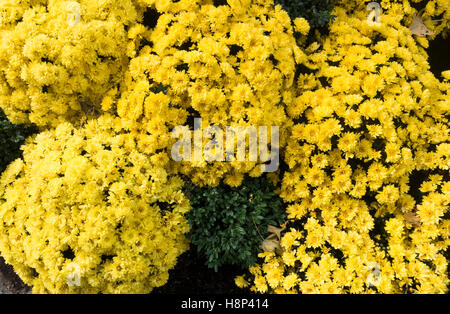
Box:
[185,175,286,270]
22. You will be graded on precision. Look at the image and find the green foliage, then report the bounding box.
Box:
[275,0,335,29]
[185,176,286,271]
[0,109,36,174]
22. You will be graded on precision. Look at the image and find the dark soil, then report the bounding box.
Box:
[152,246,252,295]
[0,257,31,294]
[427,34,450,77]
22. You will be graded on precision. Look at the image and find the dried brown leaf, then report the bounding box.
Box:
[403,211,421,227]
[260,236,283,254]
[409,11,441,37]
[267,224,285,240]
[410,16,433,36]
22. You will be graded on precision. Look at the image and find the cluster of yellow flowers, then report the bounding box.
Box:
[0,0,448,294]
[0,115,190,293]
[116,0,309,187]
[239,1,449,294]
[0,0,144,128]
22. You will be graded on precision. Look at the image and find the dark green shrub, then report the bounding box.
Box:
[185,176,286,271]
[0,109,36,174]
[274,0,335,29]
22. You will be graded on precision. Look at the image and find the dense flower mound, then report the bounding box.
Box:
[0,0,143,128]
[241,2,449,294]
[0,115,190,293]
[117,0,308,187]
[0,0,448,295]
